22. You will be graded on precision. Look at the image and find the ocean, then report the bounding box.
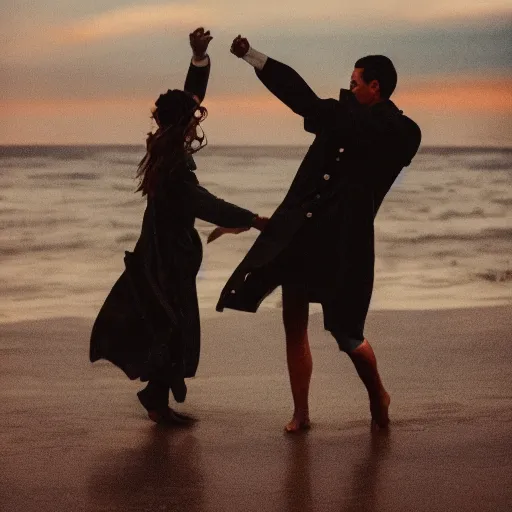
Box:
[0,145,511,323]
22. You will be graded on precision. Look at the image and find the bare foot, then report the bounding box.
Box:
[370,392,391,430]
[284,415,311,433]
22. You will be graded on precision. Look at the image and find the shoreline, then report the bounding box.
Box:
[1,143,511,151]
[1,300,511,326]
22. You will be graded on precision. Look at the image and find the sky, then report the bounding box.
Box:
[1,0,511,146]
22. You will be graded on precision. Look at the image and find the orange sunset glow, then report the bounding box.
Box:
[4,77,512,116]
[2,0,510,145]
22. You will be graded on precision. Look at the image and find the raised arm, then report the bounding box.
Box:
[230,35,334,120]
[184,27,212,103]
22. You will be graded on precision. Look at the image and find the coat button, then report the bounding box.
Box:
[335,157,340,161]
[306,212,313,218]
[339,147,345,152]
[230,290,236,294]
[315,194,321,199]
[323,174,330,180]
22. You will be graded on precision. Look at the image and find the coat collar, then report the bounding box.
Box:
[370,99,403,117]
[339,89,403,117]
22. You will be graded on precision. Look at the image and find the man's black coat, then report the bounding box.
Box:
[217,57,421,340]
[90,59,256,397]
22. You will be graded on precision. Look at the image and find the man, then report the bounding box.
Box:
[213,36,421,432]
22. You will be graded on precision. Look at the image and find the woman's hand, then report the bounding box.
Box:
[207,226,249,244]
[230,35,250,58]
[206,216,269,244]
[190,27,213,59]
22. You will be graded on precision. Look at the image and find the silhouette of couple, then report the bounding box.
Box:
[90,27,421,432]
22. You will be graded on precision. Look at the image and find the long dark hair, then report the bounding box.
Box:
[135,90,208,196]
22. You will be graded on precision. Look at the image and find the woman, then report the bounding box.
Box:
[90,28,267,425]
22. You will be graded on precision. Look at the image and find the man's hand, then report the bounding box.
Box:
[190,27,213,59]
[252,216,269,231]
[230,35,250,58]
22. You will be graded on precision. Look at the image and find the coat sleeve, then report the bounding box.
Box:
[255,57,337,125]
[184,57,211,103]
[186,181,257,228]
[256,58,421,164]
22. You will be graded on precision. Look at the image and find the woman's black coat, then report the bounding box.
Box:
[217,58,421,339]
[90,59,256,395]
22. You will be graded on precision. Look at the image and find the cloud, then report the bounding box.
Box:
[3,18,509,105]
[3,2,509,67]
[3,76,511,118]
[2,1,510,145]
[2,86,511,145]
[395,75,512,112]
[207,0,512,27]
[50,3,216,44]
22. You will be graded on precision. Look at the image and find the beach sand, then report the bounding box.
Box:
[1,306,511,512]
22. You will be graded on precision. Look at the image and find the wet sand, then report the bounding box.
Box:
[1,306,511,511]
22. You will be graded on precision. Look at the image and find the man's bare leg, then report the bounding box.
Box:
[282,285,312,432]
[348,339,390,429]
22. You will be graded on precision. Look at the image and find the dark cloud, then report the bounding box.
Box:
[1,14,510,101]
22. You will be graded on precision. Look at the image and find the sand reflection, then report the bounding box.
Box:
[342,430,391,511]
[284,434,314,512]
[88,426,204,511]
[282,429,390,511]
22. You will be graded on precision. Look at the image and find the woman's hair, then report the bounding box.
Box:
[135,89,208,196]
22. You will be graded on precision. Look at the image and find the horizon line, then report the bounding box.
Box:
[0,143,511,151]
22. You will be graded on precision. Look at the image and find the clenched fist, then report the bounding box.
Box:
[230,35,250,58]
[189,27,213,59]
